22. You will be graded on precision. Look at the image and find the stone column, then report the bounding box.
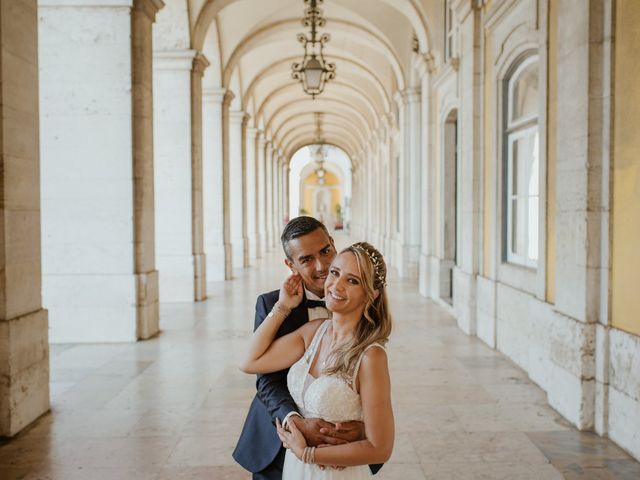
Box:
[0,0,49,438]
[552,0,607,430]
[190,53,209,300]
[452,1,481,335]
[276,150,282,242]
[382,122,395,255]
[368,139,377,241]
[275,156,282,232]
[152,49,197,302]
[202,88,227,281]
[246,127,259,261]
[373,132,384,248]
[416,54,435,298]
[352,161,363,238]
[388,124,400,264]
[371,135,379,246]
[382,114,394,256]
[240,115,251,265]
[382,156,390,254]
[40,0,162,342]
[350,164,357,236]
[256,134,267,256]
[364,143,373,240]
[395,88,422,279]
[360,161,366,240]
[264,141,274,250]
[283,162,290,224]
[359,148,368,239]
[376,132,385,254]
[220,91,235,278]
[368,140,374,243]
[132,0,162,339]
[276,149,283,243]
[229,110,247,271]
[272,150,282,245]
[359,159,366,240]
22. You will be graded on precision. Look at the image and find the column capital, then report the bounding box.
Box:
[192,52,210,75]
[413,51,437,79]
[247,127,260,139]
[222,89,235,108]
[241,113,251,128]
[134,0,165,22]
[229,110,247,124]
[473,0,489,11]
[395,88,421,107]
[382,111,396,130]
[153,50,196,70]
[203,87,227,103]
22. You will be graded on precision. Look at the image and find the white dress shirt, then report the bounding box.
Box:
[304,288,330,321]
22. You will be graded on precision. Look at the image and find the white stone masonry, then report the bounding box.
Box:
[202,88,227,282]
[153,49,196,302]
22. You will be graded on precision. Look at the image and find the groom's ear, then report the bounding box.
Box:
[284,258,295,273]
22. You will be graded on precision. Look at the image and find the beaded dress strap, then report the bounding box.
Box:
[305,319,331,364]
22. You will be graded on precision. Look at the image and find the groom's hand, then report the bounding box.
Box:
[320,420,365,443]
[289,416,348,447]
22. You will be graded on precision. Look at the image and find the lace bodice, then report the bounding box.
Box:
[287,320,382,423]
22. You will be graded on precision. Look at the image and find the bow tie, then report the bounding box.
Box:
[304,299,326,309]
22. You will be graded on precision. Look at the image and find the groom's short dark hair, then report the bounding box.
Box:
[281,216,330,260]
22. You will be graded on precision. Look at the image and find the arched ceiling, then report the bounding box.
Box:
[182,0,443,162]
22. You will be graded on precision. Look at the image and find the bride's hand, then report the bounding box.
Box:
[278,273,303,310]
[276,418,307,459]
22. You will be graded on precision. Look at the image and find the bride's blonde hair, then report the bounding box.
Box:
[323,242,392,383]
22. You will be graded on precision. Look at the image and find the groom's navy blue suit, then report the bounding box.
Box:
[233,289,307,479]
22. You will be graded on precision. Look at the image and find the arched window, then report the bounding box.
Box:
[503,55,539,267]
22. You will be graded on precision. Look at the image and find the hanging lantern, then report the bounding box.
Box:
[291,0,336,98]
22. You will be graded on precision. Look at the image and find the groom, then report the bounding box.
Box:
[233,216,374,479]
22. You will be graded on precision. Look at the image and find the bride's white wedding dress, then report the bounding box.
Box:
[283,319,382,479]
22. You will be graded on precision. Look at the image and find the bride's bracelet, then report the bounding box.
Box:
[268,302,292,319]
[302,446,316,464]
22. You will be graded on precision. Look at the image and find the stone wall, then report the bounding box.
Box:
[420,0,640,462]
[40,0,161,342]
[0,0,49,437]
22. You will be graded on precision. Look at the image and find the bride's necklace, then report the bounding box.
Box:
[321,330,338,368]
[321,350,333,368]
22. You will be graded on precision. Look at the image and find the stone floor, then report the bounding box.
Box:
[1,235,640,479]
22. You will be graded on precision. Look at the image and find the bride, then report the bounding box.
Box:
[239,242,394,479]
